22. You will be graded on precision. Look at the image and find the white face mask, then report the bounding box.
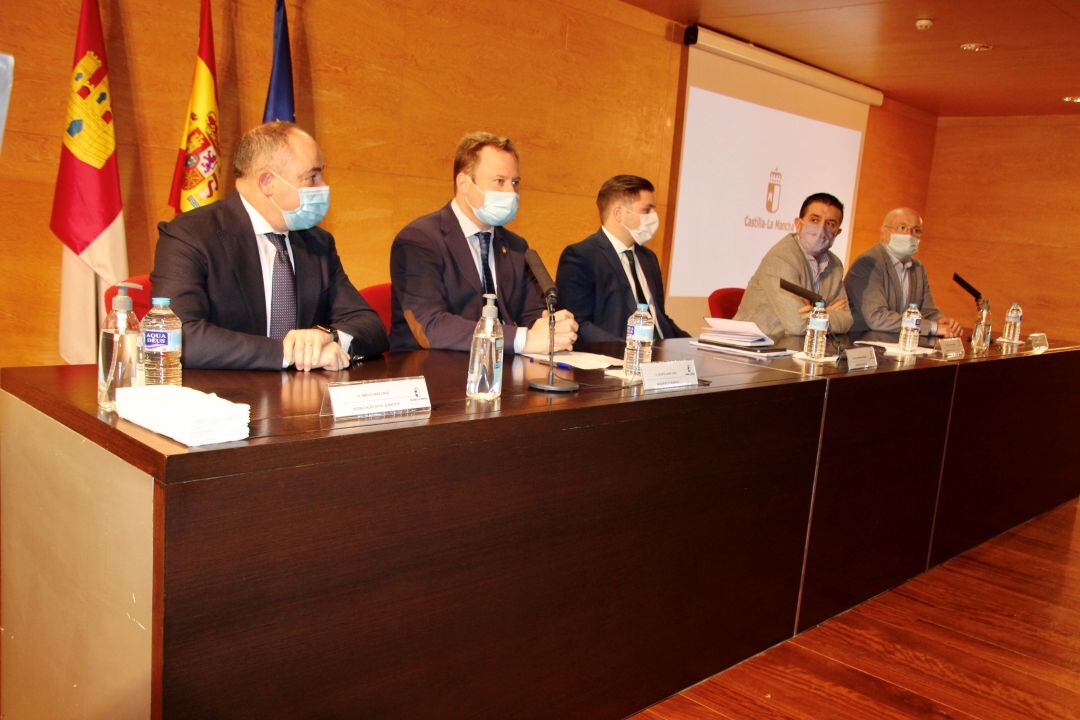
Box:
[887,233,920,258]
[620,209,659,245]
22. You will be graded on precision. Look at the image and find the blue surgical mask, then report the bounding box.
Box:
[270,171,330,231]
[468,177,518,227]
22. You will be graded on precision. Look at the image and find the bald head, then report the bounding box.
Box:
[880,207,923,244]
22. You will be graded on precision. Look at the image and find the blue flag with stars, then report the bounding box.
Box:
[262,0,294,123]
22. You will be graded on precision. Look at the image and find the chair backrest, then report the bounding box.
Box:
[104,274,153,320]
[708,287,745,319]
[360,283,393,333]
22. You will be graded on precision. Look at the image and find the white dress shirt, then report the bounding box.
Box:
[450,199,527,352]
[601,226,664,339]
[238,193,353,365]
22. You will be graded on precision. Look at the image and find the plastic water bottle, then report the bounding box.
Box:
[971,299,992,352]
[802,301,829,360]
[141,297,183,386]
[898,303,922,354]
[98,282,143,410]
[1002,301,1023,343]
[623,303,655,377]
[466,294,503,400]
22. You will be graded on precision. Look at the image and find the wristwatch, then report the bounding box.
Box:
[315,324,340,345]
[316,325,363,367]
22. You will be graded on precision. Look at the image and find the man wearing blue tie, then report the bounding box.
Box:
[389,131,578,352]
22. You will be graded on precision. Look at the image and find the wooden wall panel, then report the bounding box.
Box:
[0,0,682,367]
[848,98,937,263]
[921,116,1080,342]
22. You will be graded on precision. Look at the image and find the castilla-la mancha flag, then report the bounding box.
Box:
[50,0,128,364]
[169,0,221,213]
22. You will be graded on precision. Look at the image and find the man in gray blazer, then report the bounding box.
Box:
[734,192,853,336]
[845,207,962,337]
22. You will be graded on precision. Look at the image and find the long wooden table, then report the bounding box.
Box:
[2,335,1077,719]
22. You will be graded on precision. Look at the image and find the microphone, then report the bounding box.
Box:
[524,248,558,306]
[779,278,825,305]
[952,272,983,302]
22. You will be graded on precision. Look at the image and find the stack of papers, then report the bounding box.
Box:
[116,385,251,446]
[698,318,775,347]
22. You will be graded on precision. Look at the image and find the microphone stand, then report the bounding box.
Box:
[528,292,579,393]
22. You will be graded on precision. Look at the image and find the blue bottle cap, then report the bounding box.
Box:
[151,297,171,306]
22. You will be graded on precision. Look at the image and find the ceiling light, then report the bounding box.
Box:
[1064,96,1080,103]
[915,18,933,31]
[960,43,993,52]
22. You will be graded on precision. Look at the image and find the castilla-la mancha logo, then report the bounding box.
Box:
[765,168,782,214]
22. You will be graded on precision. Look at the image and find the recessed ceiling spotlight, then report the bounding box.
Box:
[960,42,993,52]
[1064,96,1080,103]
[915,18,934,31]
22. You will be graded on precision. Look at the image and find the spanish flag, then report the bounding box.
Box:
[50,0,128,364]
[169,0,221,213]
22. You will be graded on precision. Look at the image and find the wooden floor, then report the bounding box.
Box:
[631,498,1080,720]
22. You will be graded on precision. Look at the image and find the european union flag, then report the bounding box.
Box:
[262,0,294,123]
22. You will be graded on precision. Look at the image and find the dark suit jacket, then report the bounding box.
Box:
[556,229,688,343]
[389,202,545,352]
[151,191,388,370]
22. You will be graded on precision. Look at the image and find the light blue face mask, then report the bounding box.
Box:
[270,171,330,231]
[468,177,518,227]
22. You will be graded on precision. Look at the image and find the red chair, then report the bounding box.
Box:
[708,287,745,319]
[360,282,393,333]
[104,274,153,319]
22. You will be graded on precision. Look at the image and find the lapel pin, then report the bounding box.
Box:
[501,246,507,254]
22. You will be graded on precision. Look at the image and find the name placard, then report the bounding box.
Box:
[327,376,431,419]
[640,360,699,391]
[1029,332,1049,354]
[844,346,878,370]
[937,337,966,360]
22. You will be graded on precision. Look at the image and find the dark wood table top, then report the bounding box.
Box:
[2,334,1075,482]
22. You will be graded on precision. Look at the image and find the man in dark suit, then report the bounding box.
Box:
[151,122,388,371]
[556,175,688,343]
[389,131,577,353]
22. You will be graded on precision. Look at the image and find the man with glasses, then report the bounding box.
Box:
[734,192,854,336]
[845,207,962,337]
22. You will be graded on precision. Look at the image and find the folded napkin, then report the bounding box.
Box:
[116,385,251,446]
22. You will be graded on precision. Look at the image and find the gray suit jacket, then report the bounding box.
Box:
[733,233,853,337]
[845,243,942,335]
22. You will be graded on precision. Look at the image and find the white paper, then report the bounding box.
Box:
[116,385,251,446]
[328,376,431,419]
[793,351,839,364]
[698,318,774,347]
[522,351,624,370]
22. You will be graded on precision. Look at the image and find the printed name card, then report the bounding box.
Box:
[1029,333,1049,354]
[640,360,699,391]
[327,376,431,419]
[844,346,878,370]
[937,337,966,360]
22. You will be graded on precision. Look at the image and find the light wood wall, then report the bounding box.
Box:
[4,1,1078,368]
[0,0,682,367]
[921,116,1080,341]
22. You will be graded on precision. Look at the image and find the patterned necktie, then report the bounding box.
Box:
[623,249,648,306]
[477,231,496,296]
[267,233,297,340]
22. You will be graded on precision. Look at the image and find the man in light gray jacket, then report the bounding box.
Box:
[845,207,962,337]
[734,192,853,336]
